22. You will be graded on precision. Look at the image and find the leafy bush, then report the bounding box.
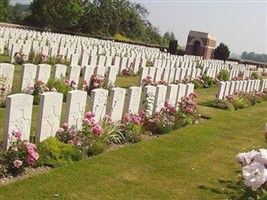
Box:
[37,137,82,168]
[207,100,235,111]
[251,72,259,80]
[56,112,124,157]
[46,77,72,101]
[217,69,230,81]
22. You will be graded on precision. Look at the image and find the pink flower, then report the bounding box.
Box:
[123,114,131,123]
[139,110,146,119]
[12,130,22,140]
[103,114,112,123]
[92,124,104,135]
[27,156,36,165]
[185,107,193,114]
[50,87,57,92]
[56,127,64,135]
[85,111,95,119]
[154,111,160,116]
[30,152,39,161]
[68,140,75,145]
[133,117,141,125]
[62,123,69,129]
[69,128,77,137]
[13,160,23,168]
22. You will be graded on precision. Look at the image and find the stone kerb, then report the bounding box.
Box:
[64,90,87,130]
[36,92,63,142]
[3,94,33,149]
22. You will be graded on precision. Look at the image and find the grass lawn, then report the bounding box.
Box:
[0,87,266,199]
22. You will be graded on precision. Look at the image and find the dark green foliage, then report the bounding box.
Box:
[37,137,82,168]
[213,42,230,61]
[28,0,83,31]
[0,0,9,22]
[206,100,235,111]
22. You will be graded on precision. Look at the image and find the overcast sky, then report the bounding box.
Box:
[10,0,267,55]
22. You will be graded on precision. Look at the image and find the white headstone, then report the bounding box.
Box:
[90,88,109,122]
[142,85,156,115]
[124,86,142,114]
[54,64,67,79]
[3,94,33,149]
[153,85,167,113]
[217,82,226,100]
[36,64,51,84]
[0,63,15,88]
[64,90,87,130]
[36,92,63,142]
[21,63,37,92]
[185,83,195,97]
[68,65,81,84]
[106,88,126,121]
[166,84,179,107]
[177,84,186,102]
[106,66,118,86]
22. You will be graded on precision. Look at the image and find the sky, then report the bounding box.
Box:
[10,0,267,55]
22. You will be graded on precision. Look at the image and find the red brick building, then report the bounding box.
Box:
[185,30,216,59]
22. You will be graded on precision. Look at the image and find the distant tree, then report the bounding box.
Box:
[27,0,83,31]
[163,31,176,41]
[0,0,10,22]
[241,52,267,63]
[9,3,30,24]
[213,42,230,61]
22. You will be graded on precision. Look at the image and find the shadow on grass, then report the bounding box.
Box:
[198,171,258,200]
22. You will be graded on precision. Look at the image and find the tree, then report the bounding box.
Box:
[9,3,30,24]
[0,0,10,22]
[163,31,176,41]
[213,42,230,61]
[27,0,83,31]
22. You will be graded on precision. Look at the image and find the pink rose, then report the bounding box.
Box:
[62,123,69,129]
[103,115,112,123]
[68,140,75,145]
[85,111,95,119]
[13,160,23,168]
[30,152,39,161]
[69,128,77,137]
[123,114,131,123]
[139,110,146,119]
[56,128,64,135]
[27,156,36,165]
[92,124,104,135]
[12,130,22,140]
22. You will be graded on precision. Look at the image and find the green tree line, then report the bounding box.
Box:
[0,0,176,47]
[241,52,267,63]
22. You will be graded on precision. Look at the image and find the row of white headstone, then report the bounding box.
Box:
[217,79,267,100]
[139,67,202,84]
[3,83,194,149]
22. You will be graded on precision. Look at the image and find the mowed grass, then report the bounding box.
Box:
[0,89,266,199]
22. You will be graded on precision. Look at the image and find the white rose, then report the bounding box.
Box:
[236,150,259,165]
[254,149,267,165]
[242,161,267,190]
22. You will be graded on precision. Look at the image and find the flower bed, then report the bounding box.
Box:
[0,92,201,181]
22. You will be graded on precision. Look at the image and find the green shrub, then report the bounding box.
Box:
[217,70,230,81]
[46,77,71,101]
[37,137,82,168]
[192,79,202,89]
[251,72,259,80]
[124,124,142,143]
[87,142,107,156]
